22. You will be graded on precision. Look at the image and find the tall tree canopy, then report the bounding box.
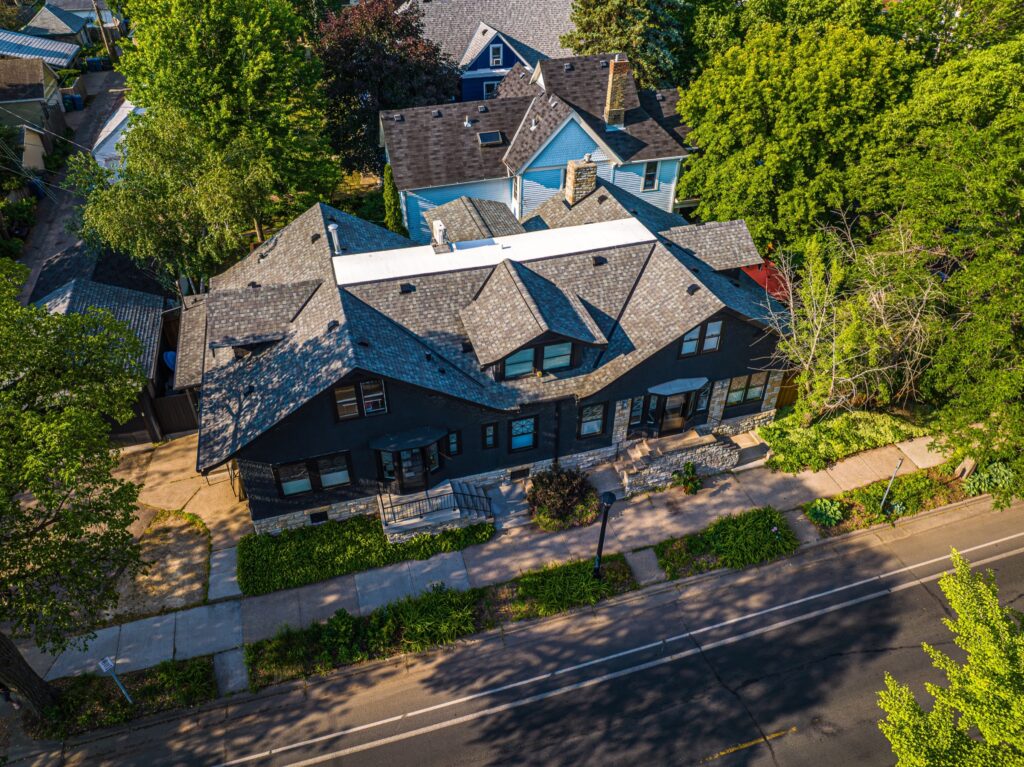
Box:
[878,550,1024,765]
[678,23,920,250]
[68,110,269,289]
[852,40,1024,500]
[316,0,460,173]
[561,0,695,87]
[120,0,333,226]
[882,0,1024,66]
[0,260,144,715]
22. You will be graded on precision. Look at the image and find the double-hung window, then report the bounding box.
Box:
[335,385,359,419]
[542,342,572,371]
[578,403,606,437]
[360,380,387,415]
[504,348,535,378]
[483,81,499,99]
[702,321,722,352]
[482,423,497,449]
[317,454,352,488]
[276,462,312,496]
[335,379,388,419]
[726,372,768,406]
[489,43,502,68]
[629,396,644,426]
[680,320,724,357]
[642,161,659,191]
[447,430,462,456]
[510,416,538,451]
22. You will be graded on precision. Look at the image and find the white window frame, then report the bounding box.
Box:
[642,161,659,192]
[489,43,502,68]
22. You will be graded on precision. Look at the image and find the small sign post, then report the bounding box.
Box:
[98,656,133,705]
[880,458,904,518]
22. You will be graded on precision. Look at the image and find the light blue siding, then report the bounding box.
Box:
[612,160,680,212]
[404,177,513,242]
[521,168,563,216]
[530,119,608,169]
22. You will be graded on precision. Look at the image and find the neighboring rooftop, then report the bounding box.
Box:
[424,196,524,243]
[44,0,111,13]
[92,98,143,172]
[36,278,167,378]
[0,28,79,67]
[397,0,574,68]
[0,57,51,101]
[29,242,167,304]
[381,54,690,191]
[21,4,88,38]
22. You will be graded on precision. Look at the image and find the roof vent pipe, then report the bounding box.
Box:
[463,115,472,128]
[327,222,342,255]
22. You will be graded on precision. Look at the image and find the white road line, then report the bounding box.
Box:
[213,537,1024,767]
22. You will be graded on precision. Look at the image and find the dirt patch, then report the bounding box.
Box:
[108,511,210,622]
[113,448,155,488]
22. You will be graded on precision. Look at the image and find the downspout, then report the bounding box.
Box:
[553,399,562,465]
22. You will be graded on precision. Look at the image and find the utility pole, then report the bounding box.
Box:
[91,0,119,65]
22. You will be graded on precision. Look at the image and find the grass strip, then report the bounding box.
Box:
[237,516,495,595]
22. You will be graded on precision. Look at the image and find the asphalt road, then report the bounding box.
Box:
[30,498,1024,767]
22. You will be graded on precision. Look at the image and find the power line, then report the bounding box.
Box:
[0,103,99,153]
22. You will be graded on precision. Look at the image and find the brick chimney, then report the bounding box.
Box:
[603,54,629,127]
[565,157,597,206]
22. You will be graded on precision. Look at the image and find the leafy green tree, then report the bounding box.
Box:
[678,23,920,250]
[68,110,264,289]
[0,260,144,715]
[316,0,460,173]
[561,0,695,87]
[852,39,1024,503]
[382,164,407,237]
[118,0,336,233]
[770,224,944,419]
[882,0,1024,66]
[878,550,1024,766]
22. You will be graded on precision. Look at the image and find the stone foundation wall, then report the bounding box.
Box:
[252,496,377,534]
[703,409,777,437]
[623,439,740,496]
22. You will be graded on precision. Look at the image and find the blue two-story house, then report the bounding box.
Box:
[398,0,575,101]
[380,54,692,242]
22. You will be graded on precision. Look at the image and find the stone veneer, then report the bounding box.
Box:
[623,438,740,496]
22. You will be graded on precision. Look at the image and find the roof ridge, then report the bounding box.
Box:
[503,259,549,335]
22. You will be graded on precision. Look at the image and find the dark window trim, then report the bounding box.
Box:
[678,319,723,359]
[273,451,353,498]
[508,415,539,453]
[724,373,768,408]
[334,378,388,421]
[642,160,659,191]
[446,430,462,457]
[501,342,576,380]
[577,401,608,439]
[481,422,498,449]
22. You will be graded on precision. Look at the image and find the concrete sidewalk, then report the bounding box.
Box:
[24,437,945,693]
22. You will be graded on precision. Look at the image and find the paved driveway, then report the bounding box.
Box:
[18,71,127,304]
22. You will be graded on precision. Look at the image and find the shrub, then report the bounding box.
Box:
[237,515,494,595]
[503,556,636,620]
[760,409,927,473]
[30,657,217,739]
[671,462,702,494]
[655,507,800,577]
[527,466,600,532]
[963,463,1015,497]
[805,497,847,528]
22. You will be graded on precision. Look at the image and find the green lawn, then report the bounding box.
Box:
[236,516,494,595]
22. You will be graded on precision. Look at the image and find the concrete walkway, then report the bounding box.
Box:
[23,437,945,694]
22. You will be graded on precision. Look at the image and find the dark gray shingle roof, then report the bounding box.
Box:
[0,57,49,101]
[174,294,206,390]
[398,0,574,67]
[37,278,165,378]
[424,196,524,242]
[460,259,606,364]
[22,4,88,37]
[659,222,764,271]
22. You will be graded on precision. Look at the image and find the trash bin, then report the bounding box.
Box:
[62,95,74,111]
[71,93,84,110]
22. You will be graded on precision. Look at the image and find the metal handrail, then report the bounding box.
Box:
[377,479,492,526]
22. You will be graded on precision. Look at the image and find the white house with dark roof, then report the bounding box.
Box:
[398,0,574,101]
[381,54,691,242]
[175,185,784,537]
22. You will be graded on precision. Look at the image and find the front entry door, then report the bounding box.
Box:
[660,392,691,435]
[398,449,426,494]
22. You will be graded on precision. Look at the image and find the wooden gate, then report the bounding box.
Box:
[775,374,799,409]
[153,393,197,434]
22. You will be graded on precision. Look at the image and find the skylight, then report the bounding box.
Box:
[478,131,503,147]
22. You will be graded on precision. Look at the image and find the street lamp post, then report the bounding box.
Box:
[593,491,617,579]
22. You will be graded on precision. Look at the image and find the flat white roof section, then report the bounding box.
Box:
[333,217,655,285]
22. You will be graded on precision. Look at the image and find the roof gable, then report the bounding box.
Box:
[424,196,524,242]
[462,24,530,69]
[22,4,88,36]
